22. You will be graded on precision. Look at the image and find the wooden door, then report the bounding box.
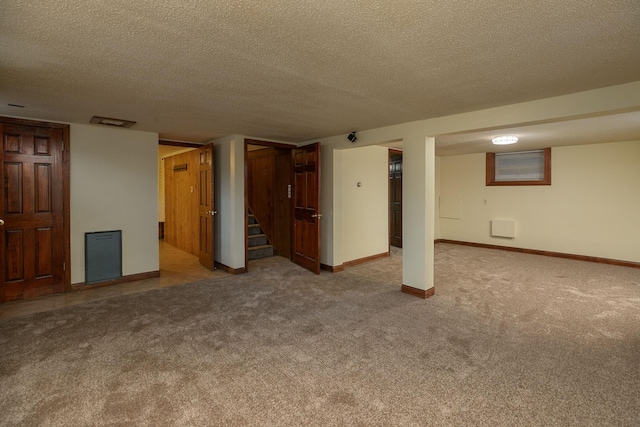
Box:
[292,142,321,274]
[274,151,292,258]
[1,123,65,302]
[164,149,200,256]
[389,149,403,248]
[198,144,215,269]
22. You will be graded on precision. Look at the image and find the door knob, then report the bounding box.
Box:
[211,210,218,216]
[0,219,4,226]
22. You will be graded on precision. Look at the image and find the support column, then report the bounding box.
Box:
[401,136,436,298]
[212,135,246,271]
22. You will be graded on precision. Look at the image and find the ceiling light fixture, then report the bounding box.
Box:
[90,116,137,128]
[492,135,518,145]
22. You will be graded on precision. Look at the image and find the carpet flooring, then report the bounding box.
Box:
[1,244,639,426]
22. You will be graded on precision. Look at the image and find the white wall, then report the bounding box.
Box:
[213,135,245,269]
[439,140,640,263]
[320,144,342,266]
[434,156,441,240]
[70,124,159,283]
[338,145,389,262]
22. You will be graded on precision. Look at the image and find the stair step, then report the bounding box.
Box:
[248,224,262,235]
[248,244,274,260]
[247,210,273,260]
[248,234,269,247]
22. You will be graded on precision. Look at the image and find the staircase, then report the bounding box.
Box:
[248,211,275,260]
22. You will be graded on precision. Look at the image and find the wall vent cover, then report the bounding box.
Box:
[90,116,137,128]
[85,230,122,284]
[491,219,516,238]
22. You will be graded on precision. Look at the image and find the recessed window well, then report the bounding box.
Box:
[486,148,551,186]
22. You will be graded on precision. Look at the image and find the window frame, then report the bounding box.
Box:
[486,147,551,186]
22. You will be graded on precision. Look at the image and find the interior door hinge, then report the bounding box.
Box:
[63,262,66,271]
[61,141,65,151]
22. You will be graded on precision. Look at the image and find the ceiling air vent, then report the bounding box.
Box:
[90,116,137,128]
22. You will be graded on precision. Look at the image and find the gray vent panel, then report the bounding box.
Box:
[85,230,122,285]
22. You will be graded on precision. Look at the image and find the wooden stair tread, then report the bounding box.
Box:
[248,244,273,250]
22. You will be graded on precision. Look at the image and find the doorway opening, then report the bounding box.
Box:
[158,141,206,271]
[244,139,322,275]
[389,149,403,248]
[245,140,294,268]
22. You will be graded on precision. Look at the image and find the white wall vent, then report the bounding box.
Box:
[491,219,516,238]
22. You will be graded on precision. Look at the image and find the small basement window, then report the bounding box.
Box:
[486,148,551,186]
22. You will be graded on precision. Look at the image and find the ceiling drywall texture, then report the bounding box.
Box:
[1,1,640,146]
[435,111,640,156]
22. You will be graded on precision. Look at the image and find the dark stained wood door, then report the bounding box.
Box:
[389,149,403,248]
[198,144,215,269]
[293,142,321,274]
[1,123,65,302]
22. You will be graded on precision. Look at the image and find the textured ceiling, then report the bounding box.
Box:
[435,111,640,156]
[1,1,640,146]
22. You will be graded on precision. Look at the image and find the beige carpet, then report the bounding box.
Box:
[1,244,639,426]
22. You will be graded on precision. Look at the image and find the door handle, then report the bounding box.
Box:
[311,214,322,219]
[211,210,218,216]
[0,219,4,226]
